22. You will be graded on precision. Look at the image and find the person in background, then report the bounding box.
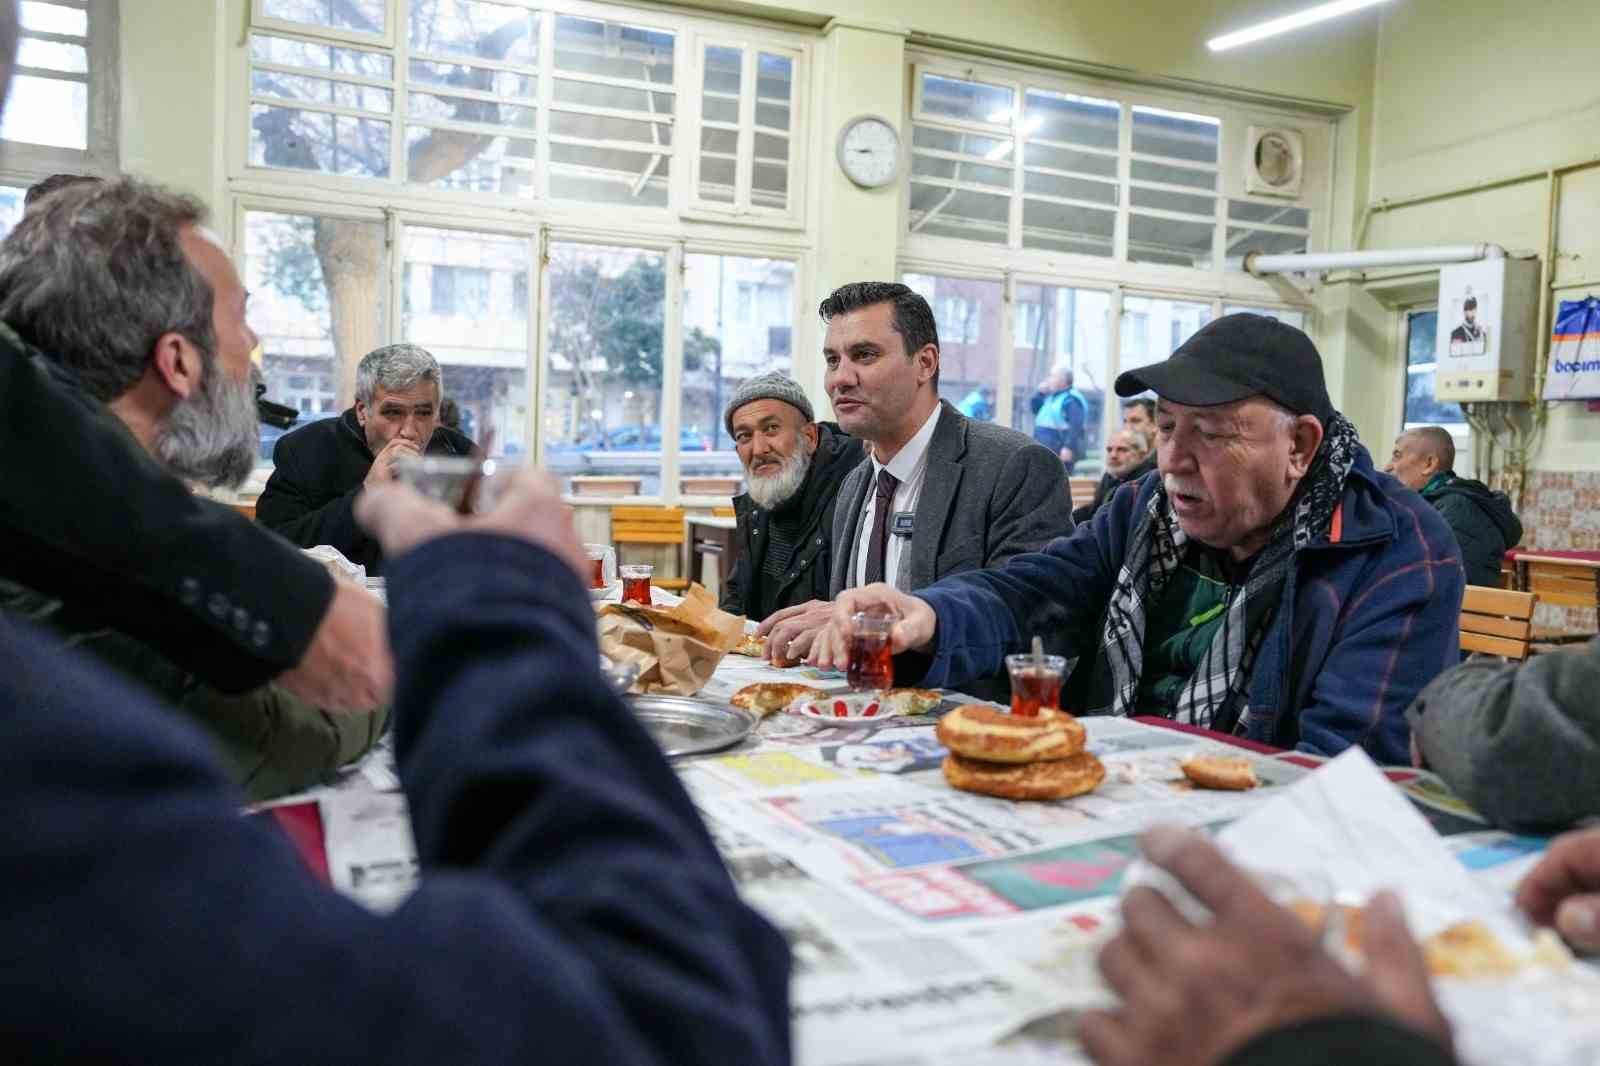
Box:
[719,372,862,623]
[1385,425,1522,588]
[1073,427,1155,525]
[761,282,1073,664]
[0,176,384,800]
[955,384,994,421]
[1031,365,1089,473]
[21,171,100,210]
[258,343,475,574]
[814,314,1464,764]
[1122,396,1156,438]
[0,465,792,1064]
[1408,634,1600,831]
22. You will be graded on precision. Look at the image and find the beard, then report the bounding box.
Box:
[746,443,813,510]
[154,358,261,490]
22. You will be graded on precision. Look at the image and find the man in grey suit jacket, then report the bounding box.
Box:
[760,281,1073,664]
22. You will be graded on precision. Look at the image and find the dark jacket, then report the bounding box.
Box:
[1409,635,1600,832]
[1421,472,1522,588]
[0,534,791,1064]
[913,444,1464,764]
[720,422,863,621]
[1227,1016,1454,1066]
[1073,457,1158,525]
[258,407,474,573]
[0,323,332,692]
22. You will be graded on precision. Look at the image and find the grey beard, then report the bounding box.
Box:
[746,447,812,510]
[154,360,260,490]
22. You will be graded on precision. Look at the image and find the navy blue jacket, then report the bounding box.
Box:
[914,444,1464,764]
[0,535,790,1064]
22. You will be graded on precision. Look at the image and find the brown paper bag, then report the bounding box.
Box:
[597,584,746,695]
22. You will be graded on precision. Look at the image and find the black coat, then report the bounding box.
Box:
[257,407,474,574]
[719,423,864,622]
[1072,455,1157,525]
[1421,472,1523,588]
[0,323,332,692]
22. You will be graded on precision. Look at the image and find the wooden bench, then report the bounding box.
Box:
[612,505,690,591]
[1459,585,1537,661]
[1069,477,1098,511]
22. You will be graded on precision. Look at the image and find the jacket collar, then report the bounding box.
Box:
[1309,444,1395,551]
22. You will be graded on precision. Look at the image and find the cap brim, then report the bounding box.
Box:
[1114,358,1257,407]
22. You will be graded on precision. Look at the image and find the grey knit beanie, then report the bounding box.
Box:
[723,371,814,434]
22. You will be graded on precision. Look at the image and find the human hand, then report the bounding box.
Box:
[757,599,835,665]
[355,468,587,585]
[364,435,423,490]
[1060,447,1075,464]
[1078,825,1450,1066]
[809,584,937,670]
[1516,826,1600,952]
[277,578,394,713]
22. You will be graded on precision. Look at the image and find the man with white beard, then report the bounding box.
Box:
[719,372,863,623]
[0,176,386,799]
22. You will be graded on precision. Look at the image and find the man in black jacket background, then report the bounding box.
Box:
[1072,426,1156,525]
[719,372,863,622]
[1386,426,1523,587]
[258,343,474,573]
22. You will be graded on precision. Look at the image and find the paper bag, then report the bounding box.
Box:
[597,583,746,695]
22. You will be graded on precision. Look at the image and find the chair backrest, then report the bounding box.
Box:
[1516,554,1600,611]
[612,506,687,546]
[1459,585,1537,661]
[1068,477,1098,510]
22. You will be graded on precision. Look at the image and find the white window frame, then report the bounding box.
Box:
[1397,302,1472,473]
[251,0,398,49]
[0,0,120,186]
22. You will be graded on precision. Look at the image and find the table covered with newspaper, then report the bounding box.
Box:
[263,652,1600,1066]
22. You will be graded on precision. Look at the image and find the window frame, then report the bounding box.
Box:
[1396,302,1472,468]
[0,0,120,186]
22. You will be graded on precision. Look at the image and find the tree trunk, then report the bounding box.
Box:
[314,219,386,407]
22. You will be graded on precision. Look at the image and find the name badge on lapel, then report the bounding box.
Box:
[891,512,915,537]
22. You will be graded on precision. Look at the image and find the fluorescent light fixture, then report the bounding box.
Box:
[1132,104,1221,126]
[1207,0,1390,52]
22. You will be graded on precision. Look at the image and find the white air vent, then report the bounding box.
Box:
[1244,126,1303,198]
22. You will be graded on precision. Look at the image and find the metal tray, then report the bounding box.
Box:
[628,695,755,759]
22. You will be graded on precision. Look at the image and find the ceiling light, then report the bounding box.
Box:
[1206,0,1390,52]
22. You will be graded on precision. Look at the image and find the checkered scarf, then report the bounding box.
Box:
[1092,413,1360,732]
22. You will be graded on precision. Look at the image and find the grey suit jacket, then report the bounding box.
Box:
[829,401,1075,596]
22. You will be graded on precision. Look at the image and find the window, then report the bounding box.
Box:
[692,42,800,218]
[241,208,388,464]
[1402,308,1467,431]
[683,253,795,482]
[903,272,1004,419]
[1121,296,1209,374]
[0,186,26,240]
[402,227,531,457]
[1225,201,1310,262]
[1013,285,1110,454]
[0,1,117,179]
[1223,304,1307,331]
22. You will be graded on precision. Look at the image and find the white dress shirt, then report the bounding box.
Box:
[851,404,942,591]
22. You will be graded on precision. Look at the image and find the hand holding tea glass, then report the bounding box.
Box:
[809,583,937,673]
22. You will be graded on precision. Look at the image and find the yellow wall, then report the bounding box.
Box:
[1354,0,1600,470]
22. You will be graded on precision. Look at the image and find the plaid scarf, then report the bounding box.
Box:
[1091,413,1360,732]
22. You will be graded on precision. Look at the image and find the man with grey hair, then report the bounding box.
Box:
[258,342,475,572]
[1385,425,1521,588]
[1073,427,1156,525]
[719,372,862,622]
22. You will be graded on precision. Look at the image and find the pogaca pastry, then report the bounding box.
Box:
[936,704,1104,801]
[729,682,822,718]
[732,633,766,657]
[879,688,941,716]
[1179,755,1259,791]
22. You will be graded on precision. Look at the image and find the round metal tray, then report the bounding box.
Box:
[628,695,755,758]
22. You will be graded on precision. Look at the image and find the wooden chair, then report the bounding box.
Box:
[612,505,690,591]
[1068,477,1098,511]
[1459,585,1537,661]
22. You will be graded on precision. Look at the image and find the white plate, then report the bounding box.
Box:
[589,583,618,601]
[788,692,900,721]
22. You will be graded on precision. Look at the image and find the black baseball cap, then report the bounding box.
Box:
[1114,312,1334,426]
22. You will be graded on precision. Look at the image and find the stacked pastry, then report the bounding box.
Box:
[936,705,1105,801]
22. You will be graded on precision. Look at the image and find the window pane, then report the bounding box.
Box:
[1024,170,1117,205]
[1405,368,1465,426]
[1025,89,1119,150]
[553,16,674,85]
[243,211,388,466]
[914,125,1009,159]
[549,108,669,145]
[1226,227,1307,257]
[552,77,671,115]
[407,126,535,196]
[1128,214,1215,268]
[1013,286,1111,474]
[409,91,535,129]
[756,53,793,131]
[1131,158,1217,190]
[548,142,670,206]
[920,73,1014,127]
[252,34,393,79]
[544,243,667,495]
[254,71,392,113]
[1228,200,1310,228]
[19,1,87,36]
[17,37,88,73]
[261,0,385,35]
[909,183,1009,245]
[911,152,1011,190]
[1223,306,1307,332]
[409,60,530,96]
[0,74,86,149]
[407,0,538,66]
[0,185,27,241]
[1407,310,1439,366]
[902,273,1004,420]
[1132,106,1219,164]
[1130,185,1215,217]
[1120,297,1210,374]
[1025,142,1117,178]
[1022,199,1113,257]
[402,227,530,459]
[251,104,392,177]
[683,255,795,483]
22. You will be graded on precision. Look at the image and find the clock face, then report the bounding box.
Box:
[838,116,900,188]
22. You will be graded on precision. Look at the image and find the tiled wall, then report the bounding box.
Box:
[1516,470,1600,633]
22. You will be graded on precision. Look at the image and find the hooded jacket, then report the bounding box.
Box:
[257,407,474,574]
[720,422,863,621]
[1420,472,1523,588]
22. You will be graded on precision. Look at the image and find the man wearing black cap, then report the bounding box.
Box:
[814,314,1466,764]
